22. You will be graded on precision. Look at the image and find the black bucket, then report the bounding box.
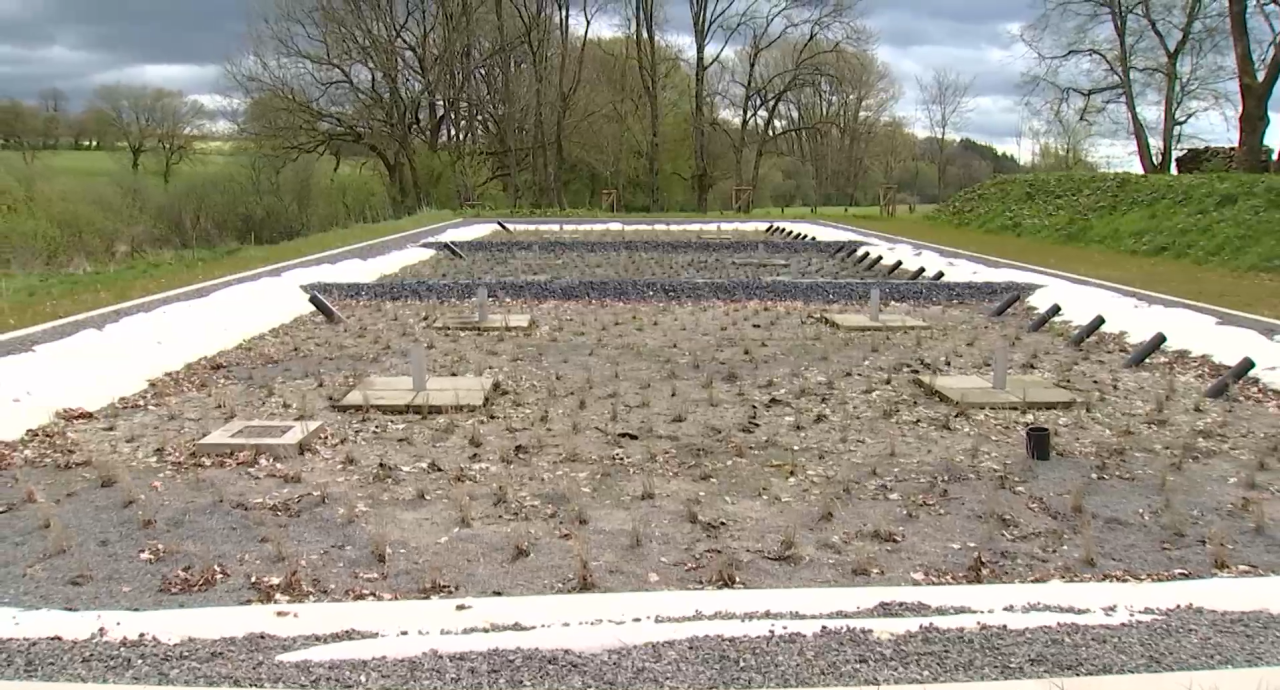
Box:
[1025,426,1051,461]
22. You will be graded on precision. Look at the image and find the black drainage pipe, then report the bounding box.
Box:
[497,220,513,234]
[442,241,467,259]
[883,259,903,276]
[1068,315,1106,347]
[1024,426,1051,461]
[828,242,850,258]
[850,251,870,265]
[989,293,1021,317]
[929,270,945,281]
[839,244,861,260]
[308,292,344,324]
[906,267,926,280]
[864,255,883,271]
[764,223,776,235]
[1204,357,1256,399]
[1123,332,1167,368]
[1027,304,1061,332]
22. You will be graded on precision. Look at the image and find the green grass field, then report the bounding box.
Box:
[0,210,452,333]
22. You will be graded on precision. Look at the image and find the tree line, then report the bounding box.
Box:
[219,0,1094,213]
[0,85,209,184]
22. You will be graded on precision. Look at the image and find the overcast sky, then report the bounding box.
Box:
[0,0,1252,170]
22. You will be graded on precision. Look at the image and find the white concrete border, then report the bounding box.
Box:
[4,576,1277,644]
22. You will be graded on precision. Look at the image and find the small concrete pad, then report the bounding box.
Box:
[335,376,493,412]
[195,420,325,457]
[731,258,790,267]
[915,374,1080,409]
[822,313,929,331]
[431,314,534,331]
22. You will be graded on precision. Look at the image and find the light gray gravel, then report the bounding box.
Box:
[1,608,1277,688]
[306,278,1031,304]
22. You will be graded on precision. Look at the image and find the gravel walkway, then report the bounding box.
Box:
[0,220,467,358]
[1,608,1277,688]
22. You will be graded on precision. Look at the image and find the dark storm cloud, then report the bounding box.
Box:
[0,0,250,103]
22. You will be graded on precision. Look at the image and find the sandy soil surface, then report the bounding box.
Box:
[2,295,1278,611]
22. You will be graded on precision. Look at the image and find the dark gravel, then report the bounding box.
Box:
[417,240,863,255]
[306,278,1032,304]
[2,608,1277,688]
[0,220,468,357]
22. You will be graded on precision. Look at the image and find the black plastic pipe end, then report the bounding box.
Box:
[1068,315,1106,347]
[906,267,926,280]
[1204,357,1257,398]
[1123,332,1167,368]
[1027,303,1061,332]
[883,259,903,276]
[988,293,1021,317]
[308,292,343,324]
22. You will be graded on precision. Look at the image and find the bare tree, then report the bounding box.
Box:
[154,91,209,185]
[1227,0,1280,172]
[870,116,913,190]
[92,84,161,172]
[1017,0,1231,174]
[915,68,973,201]
[550,0,599,207]
[228,0,444,213]
[688,0,747,211]
[633,0,662,211]
[719,0,865,208]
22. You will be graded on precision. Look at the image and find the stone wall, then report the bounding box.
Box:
[1174,146,1275,174]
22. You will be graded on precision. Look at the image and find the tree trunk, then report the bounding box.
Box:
[1228,0,1280,173]
[692,42,710,212]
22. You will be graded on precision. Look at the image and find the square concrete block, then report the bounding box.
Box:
[431,314,534,331]
[914,374,1080,409]
[822,313,929,331]
[335,376,493,412]
[195,420,325,457]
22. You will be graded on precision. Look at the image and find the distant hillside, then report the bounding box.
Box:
[933,173,1280,273]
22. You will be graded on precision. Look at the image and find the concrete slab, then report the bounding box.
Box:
[822,313,929,331]
[431,314,534,331]
[335,376,493,412]
[194,420,325,457]
[915,374,1080,409]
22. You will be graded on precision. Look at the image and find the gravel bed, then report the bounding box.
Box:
[2,608,1277,688]
[308,278,1031,304]
[0,220,468,357]
[418,240,861,255]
